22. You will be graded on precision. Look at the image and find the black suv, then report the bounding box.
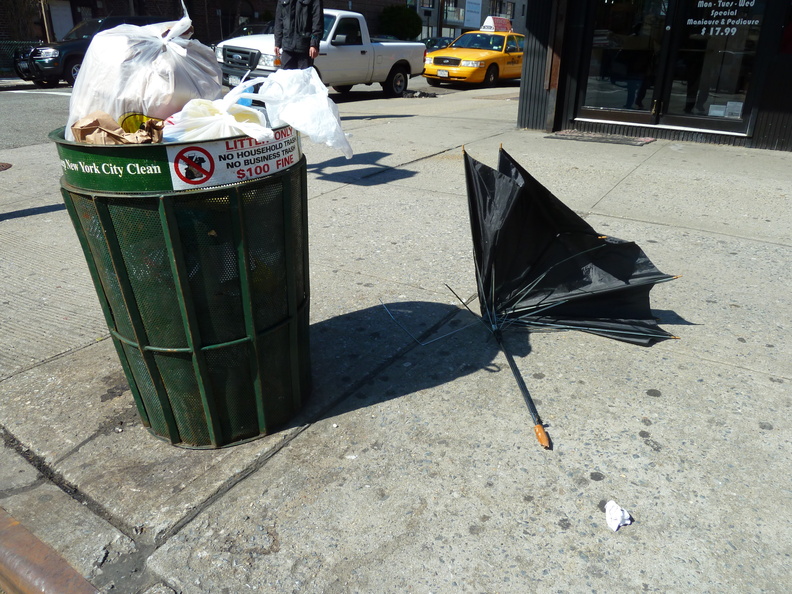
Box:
[14,15,171,87]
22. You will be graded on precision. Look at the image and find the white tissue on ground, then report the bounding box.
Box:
[605,500,633,531]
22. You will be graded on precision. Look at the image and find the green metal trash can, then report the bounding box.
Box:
[51,127,311,448]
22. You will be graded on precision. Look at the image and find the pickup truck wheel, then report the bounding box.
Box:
[33,78,59,88]
[65,58,82,86]
[483,64,499,88]
[426,78,441,87]
[383,66,408,97]
[333,85,353,94]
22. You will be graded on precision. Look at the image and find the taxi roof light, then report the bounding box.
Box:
[480,16,512,32]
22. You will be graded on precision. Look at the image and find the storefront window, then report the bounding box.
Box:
[669,1,763,118]
[581,0,766,130]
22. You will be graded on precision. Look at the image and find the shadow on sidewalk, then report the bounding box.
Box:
[301,300,530,424]
[0,203,66,221]
[298,300,692,428]
[307,150,417,186]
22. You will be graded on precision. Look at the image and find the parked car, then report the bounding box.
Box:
[215,9,426,97]
[421,36,455,51]
[423,23,524,87]
[14,15,172,87]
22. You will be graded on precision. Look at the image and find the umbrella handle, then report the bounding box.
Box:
[534,424,551,449]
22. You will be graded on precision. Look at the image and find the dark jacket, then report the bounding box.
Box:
[274,0,324,54]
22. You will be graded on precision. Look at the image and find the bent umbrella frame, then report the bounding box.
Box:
[461,147,678,448]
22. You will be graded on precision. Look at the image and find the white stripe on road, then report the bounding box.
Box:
[9,90,71,96]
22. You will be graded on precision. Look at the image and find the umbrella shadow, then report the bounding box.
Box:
[307,151,417,186]
[653,309,697,326]
[294,301,527,425]
[279,301,685,432]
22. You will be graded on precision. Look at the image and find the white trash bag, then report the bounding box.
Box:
[163,79,274,143]
[257,68,353,159]
[65,6,222,141]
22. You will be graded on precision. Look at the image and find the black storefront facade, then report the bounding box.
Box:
[518,0,792,151]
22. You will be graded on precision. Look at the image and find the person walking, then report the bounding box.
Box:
[273,0,324,70]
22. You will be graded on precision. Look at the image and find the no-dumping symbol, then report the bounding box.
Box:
[173,146,215,185]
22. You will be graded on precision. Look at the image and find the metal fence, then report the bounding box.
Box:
[0,40,40,76]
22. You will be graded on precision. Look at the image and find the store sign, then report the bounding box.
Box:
[686,0,761,36]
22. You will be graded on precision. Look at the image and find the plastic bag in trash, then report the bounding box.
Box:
[65,6,222,141]
[162,99,270,143]
[257,68,353,159]
[162,79,274,143]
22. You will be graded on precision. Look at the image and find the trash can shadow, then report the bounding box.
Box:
[51,127,310,448]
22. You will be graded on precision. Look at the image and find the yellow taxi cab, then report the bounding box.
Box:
[423,17,524,87]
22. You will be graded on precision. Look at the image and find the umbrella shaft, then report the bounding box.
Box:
[496,334,541,425]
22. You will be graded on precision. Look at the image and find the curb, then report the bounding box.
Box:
[0,507,97,594]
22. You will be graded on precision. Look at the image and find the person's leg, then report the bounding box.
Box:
[280,49,314,70]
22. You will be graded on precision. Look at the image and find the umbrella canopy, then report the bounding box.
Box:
[464,147,677,347]
[463,148,677,448]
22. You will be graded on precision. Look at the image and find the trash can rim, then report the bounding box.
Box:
[48,127,289,149]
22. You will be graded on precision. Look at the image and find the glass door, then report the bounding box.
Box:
[656,0,764,132]
[578,0,766,134]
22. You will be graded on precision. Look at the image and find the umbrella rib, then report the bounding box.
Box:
[506,273,676,317]
[443,284,493,334]
[508,318,677,339]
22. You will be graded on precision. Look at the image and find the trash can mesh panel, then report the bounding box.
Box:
[257,324,294,426]
[204,343,260,442]
[241,183,289,329]
[153,352,208,446]
[55,139,310,448]
[174,193,245,346]
[66,191,135,338]
[121,343,169,435]
[107,198,187,348]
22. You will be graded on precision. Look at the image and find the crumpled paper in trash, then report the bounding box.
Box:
[605,500,633,531]
[71,111,163,144]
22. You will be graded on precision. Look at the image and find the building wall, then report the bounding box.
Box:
[416,0,529,40]
[517,0,792,152]
[0,0,415,43]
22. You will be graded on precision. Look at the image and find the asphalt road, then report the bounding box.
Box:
[0,75,520,151]
[0,82,73,150]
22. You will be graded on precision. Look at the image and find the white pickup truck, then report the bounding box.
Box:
[215,9,426,96]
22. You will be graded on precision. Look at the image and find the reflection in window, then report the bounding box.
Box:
[489,1,515,20]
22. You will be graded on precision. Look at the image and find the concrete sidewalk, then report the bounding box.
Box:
[1,81,790,593]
